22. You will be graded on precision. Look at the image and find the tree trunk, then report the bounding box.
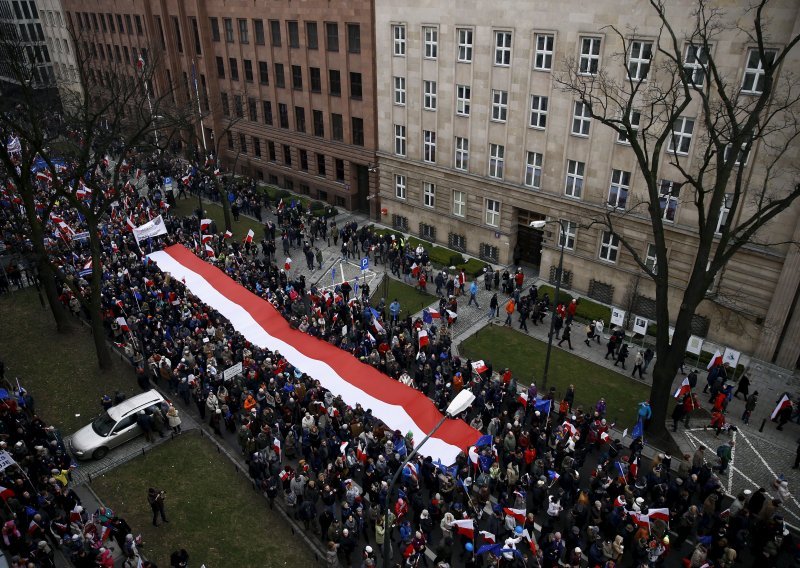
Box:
[648,360,680,438]
[36,256,69,332]
[219,178,233,232]
[87,219,112,370]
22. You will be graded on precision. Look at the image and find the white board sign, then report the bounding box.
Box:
[223,361,243,381]
[686,335,704,355]
[723,347,741,368]
[632,316,649,335]
[610,307,625,326]
[0,450,17,471]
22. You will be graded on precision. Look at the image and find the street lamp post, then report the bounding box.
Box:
[530,219,567,391]
[382,389,476,566]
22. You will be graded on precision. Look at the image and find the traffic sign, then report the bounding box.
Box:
[360,257,369,270]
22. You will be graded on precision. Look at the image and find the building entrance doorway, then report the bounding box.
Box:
[515,209,547,267]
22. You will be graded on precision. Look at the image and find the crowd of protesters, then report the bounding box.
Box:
[1,144,799,568]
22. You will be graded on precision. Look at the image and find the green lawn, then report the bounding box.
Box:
[0,289,133,434]
[372,277,436,319]
[92,432,316,568]
[172,197,263,242]
[459,325,650,422]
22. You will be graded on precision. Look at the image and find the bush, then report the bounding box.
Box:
[536,285,612,323]
[458,258,486,277]
[274,189,291,200]
[448,253,466,266]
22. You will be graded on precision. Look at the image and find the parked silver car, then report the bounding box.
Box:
[70,390,166,460]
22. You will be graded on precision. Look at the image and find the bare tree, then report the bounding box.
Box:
[555,0,800,436]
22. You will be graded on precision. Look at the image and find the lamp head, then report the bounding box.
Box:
[529,220,547,229]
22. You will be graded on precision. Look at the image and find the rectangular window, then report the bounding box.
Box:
[559,220,577,250]
[303,22,318,50]
[456,85,471,116]
[329,70,341,96]
[617,109,641,144]
[599,231,620,262]
[270,20,281,46]
[491,89,508,122]
[258,61,269,85]
[254,19,265,45]
[331,112,344,142]
[263,101,273,125]
[326,22,339,51]
[310,68,322,92]
[608,169,631,209]
[682,44,708,88]
[244,60,253,82]
[234,95,244,118]
[240,133,248,153]
[659,180,679,222]
[288,21,299,48]
[668,116,694,155]
[335,159,345,182]
[191,17,202,55]
[108,13,115,32]
[172,16,183,53]
[457,28,473,62]
[742,48,776,94]
[274,63,285,88]
[352,117,364,146]
[393,25,406,56]
[452,190,466,217]
[494,31,512,66]
[645,244,658,274]
[488,143,505,179]
[125,14,132,34]
[299,150,308,171]
[268,141,276,161]
[238,19,249,43]
[350,72,363,99]
[565,159,584,198]
[423,182,435,208]
[394,76,406,105]
[314,110,326,137]
[454,137,469,171]
[254,138,263,158]
[395,174,406,199]
[525,151,543,188]
[229,58,239,81]
[423,26,438,59]
[485,199,500,227]
[394,124,406,156]
[279,103,289,128]
[283,145,292,166]
[317,154,326,176]
[716,193,733,234]
[529,95,548,129]
[628,40,652,81]
[579,36,601,75]
[294,107,306,132]
[224,18,234,43]
[724,142,750,166]
[248,97,258,121]
[347,23,361,53]
[423,80,437,110]
[227,132,234,150]
[216,56,225,78]
[292,65,303,90]
[572,101,591,136]
[220,92,229,116]
[423,130,436,163]
[534,34,554,70]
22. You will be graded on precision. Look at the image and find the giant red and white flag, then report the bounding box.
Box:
[772,394,792,420]
[147,244,480,464]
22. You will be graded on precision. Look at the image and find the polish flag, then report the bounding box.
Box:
[629,456,639,479]
[126,217,136,232]
[200,218,212,232]
[272,437,282,461]
[418,329,429,348]
[451,518,474,539]
[116,299,124,310]
[673,377,691,399]
[0,486,14,501]
[278,469,292,482]
[522,528,538,555]
[68,504,83,522]
[27,519,40,536]
[471,360,488,374]
[648,508,670,526]
[479,531,496,544]
[115,317,129,332]
[467,446,479,467]
[629,511,649,528]
[204,244,215,257]
[224,230,233,239]
[356,442,367,464]
[517,392,528,407]
[503,507,526,524]
[36,171,52,183]
[340,441,349,454]
[144,278,155,287]
[244,229,254,244]
[561,421,578,437]
[427,307,440,319]
[706,349,723,370]
[772,394,792,420]
[201,234,213,243]
[284,256,292,270]
[181,175,192,186]
[76,184,91,199]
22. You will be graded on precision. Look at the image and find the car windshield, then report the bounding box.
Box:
[91,413,116,437]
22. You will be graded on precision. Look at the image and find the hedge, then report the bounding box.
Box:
[458,258,486,278]
[373,228,489,277]
[536,284,612,323]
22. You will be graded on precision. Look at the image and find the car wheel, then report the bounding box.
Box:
[93,447,109,460]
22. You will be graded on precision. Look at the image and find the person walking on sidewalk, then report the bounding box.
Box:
[468,280,480,308]
[488,293,499,321]
[148,488,168,527]
[557,324,573,350]
[742,391,758,425]
[631,351,645,379]
[504,298,515,326]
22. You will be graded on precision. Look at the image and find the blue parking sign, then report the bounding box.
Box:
[360,257,369,270]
